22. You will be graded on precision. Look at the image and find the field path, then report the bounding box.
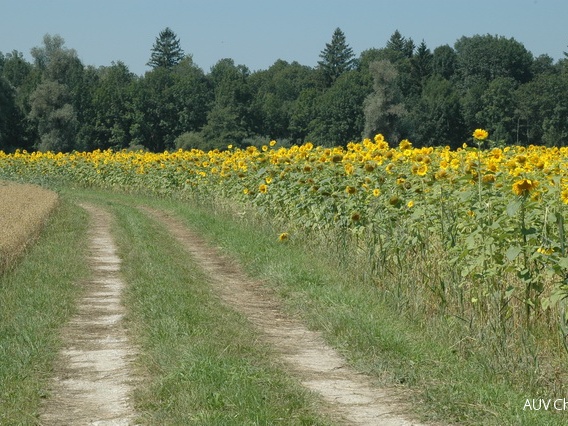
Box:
[40,203,137,425]
[144,207,428,426]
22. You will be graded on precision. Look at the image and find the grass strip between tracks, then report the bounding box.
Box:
[109,201,334,425]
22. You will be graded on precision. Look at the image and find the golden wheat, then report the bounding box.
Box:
[0,181,59,272]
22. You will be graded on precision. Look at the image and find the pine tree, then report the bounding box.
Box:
[147,27,185,69]
[317,28,355,86]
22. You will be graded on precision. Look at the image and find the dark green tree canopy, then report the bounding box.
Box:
[3,27,568,152]
[454,34,534,83]
[385,30,415,60]
[318,28,355,86]
[147,27,185,69]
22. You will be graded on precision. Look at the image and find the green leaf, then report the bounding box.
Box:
[558,257,568,269]
[505,246,522,261]
[506,199,522,217]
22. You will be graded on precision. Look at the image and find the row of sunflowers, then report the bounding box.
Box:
[2,130,568,331]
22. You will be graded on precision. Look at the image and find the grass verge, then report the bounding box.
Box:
[58,188,566,425]
[0,200,89,424]
[158,198,566,426]
[108,200,334,425]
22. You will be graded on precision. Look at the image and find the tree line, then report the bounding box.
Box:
[1,27,567,153]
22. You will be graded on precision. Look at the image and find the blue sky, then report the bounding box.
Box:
[1,0,567,75]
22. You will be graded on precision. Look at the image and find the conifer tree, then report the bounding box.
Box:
[147,27,185,69]
[317,28,355,86]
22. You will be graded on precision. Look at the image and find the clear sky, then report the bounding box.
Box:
[1,0,567,76]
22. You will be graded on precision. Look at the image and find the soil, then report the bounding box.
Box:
[143,207,429,426]
[40,203,137,425]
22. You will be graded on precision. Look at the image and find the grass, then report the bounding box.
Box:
[154,196,568,426]
[0,200,89,424]
[105,199,334,425]
[3,181,565,424]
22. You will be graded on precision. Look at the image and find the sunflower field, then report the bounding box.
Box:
[3,131,568,342]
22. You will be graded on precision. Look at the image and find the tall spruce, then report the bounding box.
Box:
[147,27,185,69]
[317,28,355,86]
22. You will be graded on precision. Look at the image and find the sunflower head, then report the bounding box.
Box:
[512,178,538,196]
[473,129,489,140]
[350,212,361,222]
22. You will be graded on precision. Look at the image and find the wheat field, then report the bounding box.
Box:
[0,181,59,272]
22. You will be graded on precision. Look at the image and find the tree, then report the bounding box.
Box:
[362,60,407,141]
[249,60,320,141]
[28,34,83,151]
[28,80,77,152]
[0,51,36,150]
[129,66,177,151]
[516,73,568,146]
[0,75,16,150]
[170,57,212,134]
[431,45,457,80]
[475,77,519,144]
[200,59,252,149]
[454,34,534,84]
[317,28,355,86]
[385,30,415,60]
[410,75,465,147]
[147,27,185,69]
[88,61,136,150]
[289,88,321,143]
[308,70,368,146]
[409,40,433,95]
[30,34,73,71]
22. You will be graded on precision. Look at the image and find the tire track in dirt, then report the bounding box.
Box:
[41,203,137,425]
[143,207,429,426]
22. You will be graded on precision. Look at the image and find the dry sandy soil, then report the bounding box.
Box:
[40,204,137,425]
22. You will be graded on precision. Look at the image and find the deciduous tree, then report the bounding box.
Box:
[363,60,407,141]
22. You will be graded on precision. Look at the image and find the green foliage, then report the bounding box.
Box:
[454,34,534,83]
[28,81,77,152]
[87,61,136,150]
[249,60,320,141]
[308,70,368,146]
[363,60,406,141]
[2,30,568,152]
[0,76,16,150]
[410,75,465,147]
[317,28,355,86]
[147,27,185,69]
[174,131,206,150]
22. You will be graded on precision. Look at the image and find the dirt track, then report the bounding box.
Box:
[143,207,427,426]
[40,204,137,425]
[40,203,429,425]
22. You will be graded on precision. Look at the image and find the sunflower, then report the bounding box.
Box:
[512,179,538,196]
[473,129,489,140]
[345,185,357,195]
